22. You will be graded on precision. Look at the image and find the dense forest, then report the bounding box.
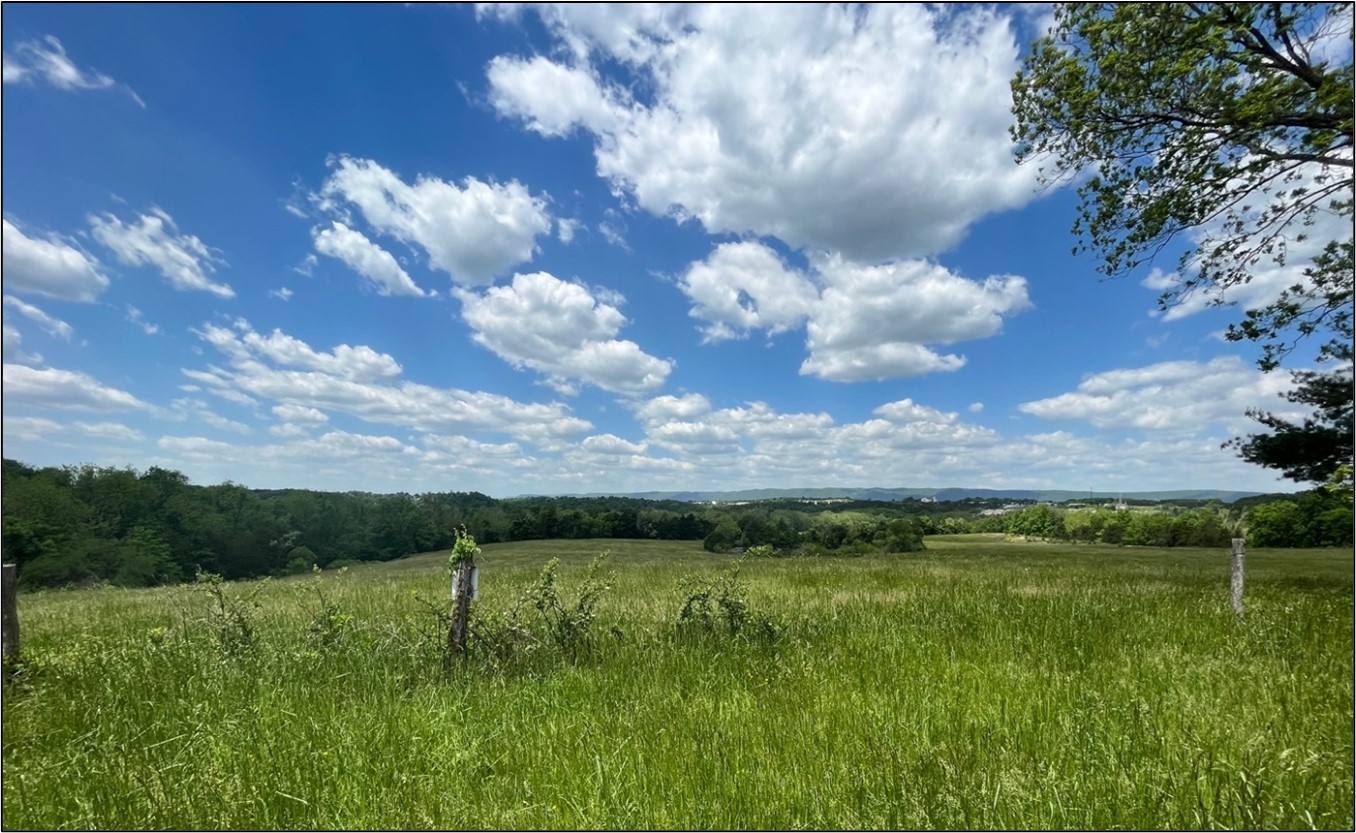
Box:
[1,459,1349,589]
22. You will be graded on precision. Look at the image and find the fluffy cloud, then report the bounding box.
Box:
[600,385,1285,493]
[680,242,818,341]
[873,398,963,425]
[839,399,998,449]
[555,218,583,244]
[486,55,622,137]
[579,433,648,455]
[423,433,525,460]
[231,324,403,382]
[3,295,73,340]
[186,318,591,443]
[456,271,673,395]
[1018,356,1301,431]
[89,208,234,297]
[272,403,329,425]
[676,243,1031,380]
[2,363,152,412]
[486,4,1038,262]
[802,257,1030,381]
[316,156,552,285]
[2,219,109,302]
[313,221,427,297]
[625,391,997,478]
[195,322,401,382]
[632,393,712,424]
[2,35,144,106]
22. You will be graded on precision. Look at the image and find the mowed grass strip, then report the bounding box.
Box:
[3,537,1351,829]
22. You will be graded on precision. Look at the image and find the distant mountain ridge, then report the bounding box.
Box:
[563,486,1268,503]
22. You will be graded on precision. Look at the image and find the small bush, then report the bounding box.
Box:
[470,552,617,671]
[304,567,354,652]
[194,569,266,658]
[283,545,320,575]
[675,555,780,642]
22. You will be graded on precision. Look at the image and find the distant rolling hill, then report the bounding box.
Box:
[565,486,1268,504]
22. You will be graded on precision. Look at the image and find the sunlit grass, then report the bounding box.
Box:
[3,538,1351,829]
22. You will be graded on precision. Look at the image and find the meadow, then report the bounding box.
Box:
[2,535,1352,829]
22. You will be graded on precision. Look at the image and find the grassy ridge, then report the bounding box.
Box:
[3,537,1352,829]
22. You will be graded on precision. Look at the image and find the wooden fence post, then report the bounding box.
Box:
[2,563,18,660]
[1230,538,1246,618]
[447,558,474,662]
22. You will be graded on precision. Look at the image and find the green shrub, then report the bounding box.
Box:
[471,552,617,670]
[675,556,780,642]
[194,569,265,658]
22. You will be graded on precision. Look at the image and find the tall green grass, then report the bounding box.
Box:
[3,537,1352,829]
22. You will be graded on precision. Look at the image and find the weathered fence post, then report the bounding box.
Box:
[446,530,480,664]
[1230,538,1246,618]
[2,563,18,660]
[448,558,474,660]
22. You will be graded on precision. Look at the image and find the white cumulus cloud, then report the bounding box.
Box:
[456,271,673,395]
[316,155,552,285]
[198,320,403,383]
[486,4,1039,262]
[676,243,1031,380]
[580,433,648,455]
[1018,356,1302,431]
[273,403,329,425]
[801,257,1031,381]
[680,241,819,342]
[313,221,427,297]
[186,318,592,444]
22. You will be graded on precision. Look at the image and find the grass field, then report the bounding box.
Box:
[3,536,1352,829]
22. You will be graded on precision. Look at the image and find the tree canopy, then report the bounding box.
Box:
[1011,3,1354,490]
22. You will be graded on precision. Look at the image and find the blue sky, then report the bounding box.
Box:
[1,4,1334,496]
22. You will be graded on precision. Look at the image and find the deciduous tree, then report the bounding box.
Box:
[1012,3,1354,488]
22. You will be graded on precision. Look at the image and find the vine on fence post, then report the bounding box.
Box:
[447,528,479,664]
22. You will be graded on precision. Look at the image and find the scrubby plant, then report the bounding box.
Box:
[303,565,354,652]
[675,555,780,642]
[194,569,266,658]
[523,552,615,662]
[283,545,320,575]
[461,551,617,672]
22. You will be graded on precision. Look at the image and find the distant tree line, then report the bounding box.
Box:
[969,499,1351,549]
[1,458,1348,589]
[700,510,924,556]
[0,459,721,589]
